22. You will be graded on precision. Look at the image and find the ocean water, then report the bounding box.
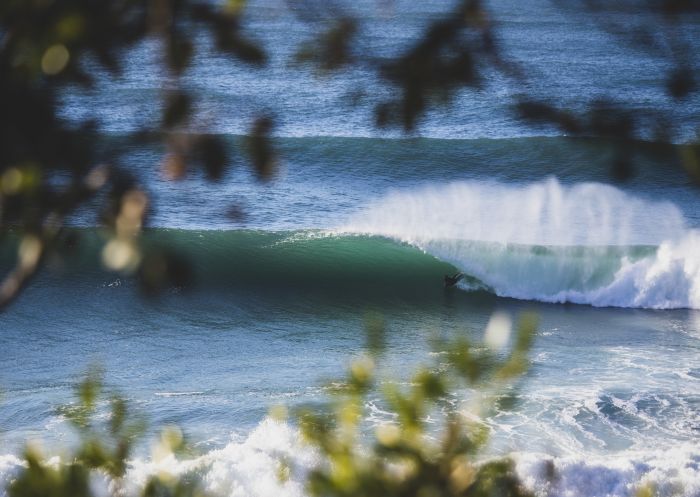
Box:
[2,1,700,496]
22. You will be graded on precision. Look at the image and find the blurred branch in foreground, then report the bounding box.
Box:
[1,0,698,308]
[290,312,539,497]
[5,313,554,497]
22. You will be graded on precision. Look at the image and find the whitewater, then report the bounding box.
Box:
[342,177,700,309]
[2,419,700,497]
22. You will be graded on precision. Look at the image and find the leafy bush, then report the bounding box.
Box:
[6,313,539,497]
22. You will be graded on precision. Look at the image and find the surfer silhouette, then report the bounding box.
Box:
[444,272,464,288]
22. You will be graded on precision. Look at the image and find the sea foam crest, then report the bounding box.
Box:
[342,177,700,309]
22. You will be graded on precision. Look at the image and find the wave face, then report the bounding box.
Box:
[342,177,700,309]
[16,176,700,309]
[11,179,700,309]
[21,229,457,303]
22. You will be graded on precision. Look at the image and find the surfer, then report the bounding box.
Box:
[444,272,464,287]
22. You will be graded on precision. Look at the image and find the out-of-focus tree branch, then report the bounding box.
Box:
[1,0,698,309]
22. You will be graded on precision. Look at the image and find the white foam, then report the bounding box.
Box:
[153,392,205,397]
[0,455,24,496]
[342,177,686,247]
[342,178,700,308]
[128,418,318,497]
[0,419,317,497]
[561,233,700,309]
[4,422,699,497]
[515,445,700,497]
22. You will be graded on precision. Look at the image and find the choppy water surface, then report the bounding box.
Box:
[2,1,700,496]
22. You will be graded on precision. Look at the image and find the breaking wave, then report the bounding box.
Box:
[9,178,699,309]
[342,177,700,309]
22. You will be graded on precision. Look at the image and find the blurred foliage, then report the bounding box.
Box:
[0,0,274,307]
[8,371,203,497]
[296,17,358,72]
[0,0,698,307]
[375,1,510,131]
[289,312,539,497]
[6,313,547,497]
[514,0,699,180]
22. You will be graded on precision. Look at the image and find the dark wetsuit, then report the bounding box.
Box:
[444,273,464,287]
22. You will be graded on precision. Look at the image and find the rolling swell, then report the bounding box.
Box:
[113,134,689,186]
[12,226,700,309]
[94,135,700,233]
[14,229,462,300]
[155,229,460,296]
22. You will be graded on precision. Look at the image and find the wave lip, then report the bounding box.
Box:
[342,177,700,309]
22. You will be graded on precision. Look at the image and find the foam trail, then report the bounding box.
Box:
[0,455,23,497]
[554,232,700,308]
[342,177,700,308]
[0,419,318,497]
[127,418,318,497]
[515,445,700,497]
[3,422,700,497]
